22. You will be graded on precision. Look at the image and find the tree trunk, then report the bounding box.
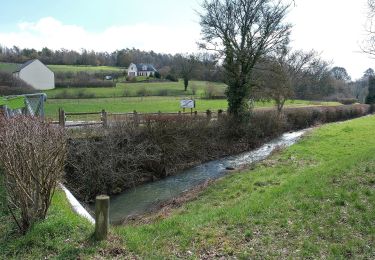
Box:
[184,78,189,91]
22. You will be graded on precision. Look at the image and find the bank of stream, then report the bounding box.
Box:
[88,129,307,224]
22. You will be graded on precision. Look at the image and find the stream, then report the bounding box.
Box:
[89,130,306,224]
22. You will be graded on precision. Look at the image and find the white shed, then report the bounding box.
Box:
[13,59,55,90]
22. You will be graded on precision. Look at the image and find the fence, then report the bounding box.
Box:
[57,108,226,128]
[0,93,47,119]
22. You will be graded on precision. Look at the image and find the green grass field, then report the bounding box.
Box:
[47,64,125,73]
[0,62,124,74]
[0,62,18,73]
[1,114,374,259]
[44,80,228,99]
[44,97,340,120]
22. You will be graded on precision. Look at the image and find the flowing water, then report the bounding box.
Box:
[90,130,306,224]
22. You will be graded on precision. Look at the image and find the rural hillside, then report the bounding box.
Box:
[0,0,375,259]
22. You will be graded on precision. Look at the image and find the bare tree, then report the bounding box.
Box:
[199,0,292,117]
[362,0,375,55]
[175,54,198,91]
[255,49,316,112]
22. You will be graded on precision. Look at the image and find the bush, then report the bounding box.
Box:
[54,90,96,99]
[0,116,66,233]
[337,98,358,105]
[203,82,225,99]
[165,74,178,82]
[0,71,37,96]
[154,71,161,79]
[136,87,149,97]
[55,80,115,88]
[65,104,371,202]
[156,89,169,96]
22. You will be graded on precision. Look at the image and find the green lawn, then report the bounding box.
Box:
[0,62,18,73]
[47,64,125,73]
[1,113,374,259]
[0,62,124,74]
[44,80,228,99]
[44,97,340,120]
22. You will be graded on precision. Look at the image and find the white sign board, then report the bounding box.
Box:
[180,99,195,109]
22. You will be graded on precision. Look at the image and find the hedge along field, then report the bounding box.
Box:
[44,81,228,99]
[44,97,341,120]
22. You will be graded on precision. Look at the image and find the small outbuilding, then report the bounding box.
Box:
[127,63,157,77]
[13,59,55,90]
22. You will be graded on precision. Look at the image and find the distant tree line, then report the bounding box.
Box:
[0,45,223,82]
[1,43,373,104]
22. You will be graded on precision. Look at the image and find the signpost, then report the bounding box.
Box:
[180,99,195,114]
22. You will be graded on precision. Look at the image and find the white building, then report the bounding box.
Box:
[127,63,157,77]
[13,59,55,90]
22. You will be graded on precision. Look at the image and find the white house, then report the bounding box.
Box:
[13,59,55,90]
[127,63,157,77]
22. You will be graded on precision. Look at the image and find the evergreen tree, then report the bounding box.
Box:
[365,75,375,104]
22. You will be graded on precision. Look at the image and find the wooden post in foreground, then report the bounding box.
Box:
[101,109,108,127]
[58,108,66,127]
[95,195,109,241]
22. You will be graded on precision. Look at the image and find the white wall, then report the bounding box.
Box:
[127,63,137,76]
[19,60,55,90]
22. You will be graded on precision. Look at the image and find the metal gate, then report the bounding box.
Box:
[0,93,47,119]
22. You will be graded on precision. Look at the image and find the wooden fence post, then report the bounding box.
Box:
[101,109,108,127]
[59,108,66,127]
[95,195,109,241]
[133,110,139,125]
[218,109,223,119]
[206,109,212,120]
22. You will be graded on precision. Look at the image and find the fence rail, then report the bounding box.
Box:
[57,108,226,128]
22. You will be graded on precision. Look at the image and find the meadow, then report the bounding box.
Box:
[47,64,125,73]
[44,80,228,98]
[0,62,18,73]
[44,97,340,120]
[0,62,124,74]
[1,113,374,259]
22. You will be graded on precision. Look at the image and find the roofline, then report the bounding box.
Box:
[13,59,54,74]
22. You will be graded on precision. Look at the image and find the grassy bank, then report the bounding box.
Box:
[45,97,340,120]
[114,114,375,258]
[1,115,375,258]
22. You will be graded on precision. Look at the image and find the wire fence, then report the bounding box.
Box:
[57,109,226,128]
[0,93,47,119]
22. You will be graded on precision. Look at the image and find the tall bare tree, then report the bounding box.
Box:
[199,0,292,116]
[363,0,375,55]
[175,54,198,91]
[255,49,316,112]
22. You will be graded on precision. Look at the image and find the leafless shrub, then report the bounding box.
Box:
[0,116,66,234]
[65,104,371,202]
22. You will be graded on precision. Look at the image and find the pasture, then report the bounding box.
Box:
[44,97,340,120]
[0,62,18,73]
[47,64,125,73]
[0,62,124,74]
[44,80,228,99]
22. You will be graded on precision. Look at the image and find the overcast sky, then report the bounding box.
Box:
[0,0,373,79]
